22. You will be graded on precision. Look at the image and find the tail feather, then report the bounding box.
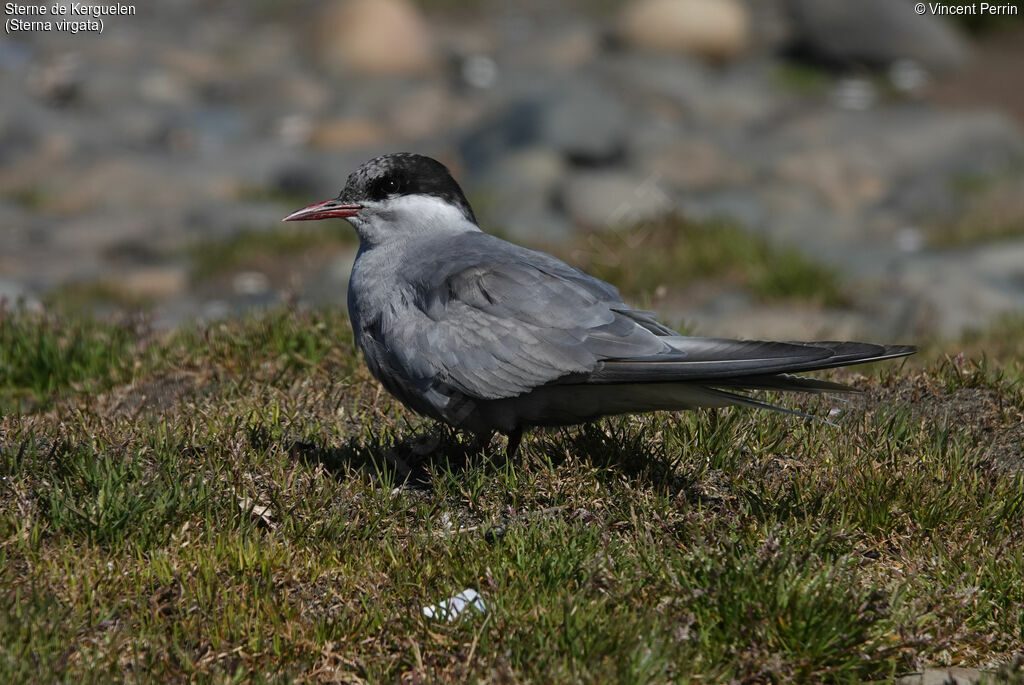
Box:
[514,339,914,428]
[586,340,915,384]
[712,373,854,393]
[697,386,830,424]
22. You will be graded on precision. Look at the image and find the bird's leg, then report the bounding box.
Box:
[473,429,495,453]
[505,426,524,460]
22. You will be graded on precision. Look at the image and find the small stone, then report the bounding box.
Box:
[889,59,929,94]
[619,0,750,61]
[309,118,389,149]
[0,280,41,312]
[277,114,313,147]
[472,148,570,242]
[526,24,601,70]
[27,52,83,106]
[541,77,628,165]
[895,227,924,253]
[560,170,675,230]
[775,150,885,213]
[786,0,968,73]
[232,271,270,296]
[460,55,499,89]
[314,0,438,76]
[638,139,753,191]
[831,77,877,111]
[139,70,193,105]
[113,266,189,299]
[387,86,452,140]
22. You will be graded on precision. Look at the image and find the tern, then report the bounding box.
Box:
[284,153,915,457]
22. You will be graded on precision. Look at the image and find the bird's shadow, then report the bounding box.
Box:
[531,420,697,491]
[287,425,498,490]
[288,417,695,494]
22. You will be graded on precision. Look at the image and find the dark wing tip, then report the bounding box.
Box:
[808,342,917,369]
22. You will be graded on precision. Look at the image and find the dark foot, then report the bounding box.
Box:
[505,427,523,460]
[473,430,495,453]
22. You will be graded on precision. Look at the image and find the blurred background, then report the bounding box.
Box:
[2,0,1023,341]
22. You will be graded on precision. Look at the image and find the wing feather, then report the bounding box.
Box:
[377,232,915,404]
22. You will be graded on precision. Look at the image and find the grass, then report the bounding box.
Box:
[0,313,142,414]
[558,215,848,307]
[1,306,1023,682]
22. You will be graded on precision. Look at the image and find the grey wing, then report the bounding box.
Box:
[382,233,913,405]
[387,239,676,400]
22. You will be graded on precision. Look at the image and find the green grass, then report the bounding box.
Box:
[558,216,848,307]
[1,307,1022,682]
[0,313,141,413]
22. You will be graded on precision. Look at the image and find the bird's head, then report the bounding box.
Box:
[283,153,478,247]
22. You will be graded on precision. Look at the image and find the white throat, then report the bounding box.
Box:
[350,194,480,248]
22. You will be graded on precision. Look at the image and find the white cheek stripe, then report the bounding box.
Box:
[368,194,481,239]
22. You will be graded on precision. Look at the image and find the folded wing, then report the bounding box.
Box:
[383,232,915,406]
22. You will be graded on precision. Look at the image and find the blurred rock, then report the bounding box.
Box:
[888,59,930,95]
[271,165,323,199]
[900,243,1024,337]
[27,52,83,106]
[460,54,499,89]
[160,49,229,86]
[540,77,628,165]
[775,149,886,213]
[113,266,189,299]
[786,0,968,72]
[560,170,675,229]
[309,117,389,149]
[604,55,782,129]
[500,206,575,244]
[700,305,872,342]
[1,0,1020,340]
[637,138,753,191]
[139,70,194,106]
[314,0,438,76]
[277,76,332,113]
[769,109,1024,218]
[619,0,750,61]
[680,188,766,228]
[737,0,792,53]
[0,280,41,312]
[937,176,1024,244]
[387,85,453,140]
[478,147,565,200]
[277,114,314,146]
[459,100,544,173]
[830,76,878,111]
[232,271,270,296]
[302,251,357,307]
[526,24,602,70]
[473,147,572,241]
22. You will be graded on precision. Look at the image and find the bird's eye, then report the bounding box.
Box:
[367,174,404,201]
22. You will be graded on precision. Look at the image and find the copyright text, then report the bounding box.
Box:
[914,2,1020,14]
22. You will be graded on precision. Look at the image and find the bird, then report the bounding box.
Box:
[283,152,915,458]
